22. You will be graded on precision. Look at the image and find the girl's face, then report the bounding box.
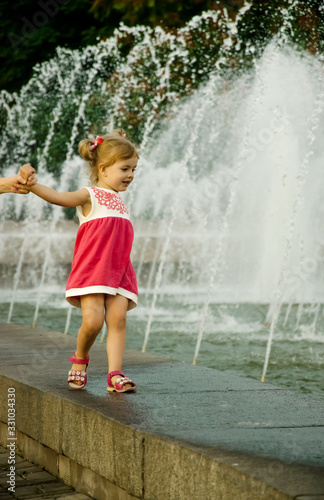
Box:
[98,156,138,192]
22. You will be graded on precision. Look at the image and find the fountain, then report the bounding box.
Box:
[0,1,324,393]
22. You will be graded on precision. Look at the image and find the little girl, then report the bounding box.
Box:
[22,130,138,392]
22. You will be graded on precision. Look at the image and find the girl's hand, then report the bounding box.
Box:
[26,172,37,187]
[20,164,37,185]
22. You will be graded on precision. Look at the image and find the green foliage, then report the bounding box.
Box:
[3,0,323,93]
[238,0,324,56]
[91,0,219,28]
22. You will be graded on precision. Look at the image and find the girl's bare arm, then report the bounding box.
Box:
[20,164,90,209]
[28,183,90,208]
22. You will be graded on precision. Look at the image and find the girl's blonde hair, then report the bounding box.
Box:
[78,129,139,185]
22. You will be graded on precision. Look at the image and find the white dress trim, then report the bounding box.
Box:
[66,285,137,310]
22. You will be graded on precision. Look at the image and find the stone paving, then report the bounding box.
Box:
[0,445,92,500]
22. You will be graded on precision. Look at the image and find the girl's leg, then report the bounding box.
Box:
[71,293,105,384]
[105,293,131,387]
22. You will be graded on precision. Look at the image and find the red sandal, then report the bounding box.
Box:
[68,353,89,389]
[107,370,136,393]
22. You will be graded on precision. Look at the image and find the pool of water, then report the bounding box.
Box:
[1,289,323,400]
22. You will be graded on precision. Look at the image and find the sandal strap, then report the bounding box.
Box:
[115,377,136,390]
[69,352,89,364]
[108,370,124,378]
[68,367,87,381]
[107,371,136,390]
[68,369,87,376]
[68,375,86,380]
[107,370,124,387]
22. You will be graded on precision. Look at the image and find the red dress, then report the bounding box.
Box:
[65,187,138,310]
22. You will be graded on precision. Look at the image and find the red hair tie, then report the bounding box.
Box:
[89,136,103,152]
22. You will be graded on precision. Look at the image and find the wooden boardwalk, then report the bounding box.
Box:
[0,445,92,499]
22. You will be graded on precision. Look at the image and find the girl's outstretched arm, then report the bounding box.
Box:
[28,183,90,208]
[21,164,90,208]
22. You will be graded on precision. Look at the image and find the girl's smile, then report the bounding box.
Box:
[98,157,138,193]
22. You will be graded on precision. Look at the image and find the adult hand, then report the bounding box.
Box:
[12,174,33,194]
[0,170,38,195]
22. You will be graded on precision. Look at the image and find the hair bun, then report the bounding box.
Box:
[78,138,93,162]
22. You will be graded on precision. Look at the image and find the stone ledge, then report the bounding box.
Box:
[0,324,323,500]
[0,377,143,498]
[0,373,323,500]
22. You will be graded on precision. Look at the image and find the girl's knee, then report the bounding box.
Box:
[105,294,128,330]
[106,312,126,331]
[116,316,126,330]
[82,316,104,336]
[80,295,105,335]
